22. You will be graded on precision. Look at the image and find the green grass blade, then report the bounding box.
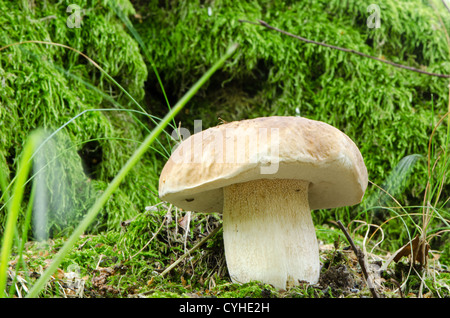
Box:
[108,1,172,111]
[0,130,42,298]
[25,43,238,298]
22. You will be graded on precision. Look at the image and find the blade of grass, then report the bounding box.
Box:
[0,130,42,298]
[25,43,238,298]
[109,1,172,111]
[7,181,36,297]
[108,1,183,142]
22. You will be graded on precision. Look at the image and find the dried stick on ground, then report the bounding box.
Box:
[160,224,223,277]
[336,220,380,298]
[239,19,450,79]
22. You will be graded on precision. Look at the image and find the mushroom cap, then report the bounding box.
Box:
[159,116,368,212]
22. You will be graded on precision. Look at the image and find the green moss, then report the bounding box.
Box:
[211,281,277,298]
[0,0,160,237]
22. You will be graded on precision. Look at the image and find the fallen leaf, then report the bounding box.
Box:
[392,235,430,266]
[178,212,191,231]
[51,268,65,280]
[39,250,49,257]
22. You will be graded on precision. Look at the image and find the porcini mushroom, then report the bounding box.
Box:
[158,116,368,289]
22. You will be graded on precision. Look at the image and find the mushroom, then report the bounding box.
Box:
[158,116,368,289]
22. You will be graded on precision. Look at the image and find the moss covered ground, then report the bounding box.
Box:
[0,0,449,299]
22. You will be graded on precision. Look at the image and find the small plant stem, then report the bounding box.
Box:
[25,43,237,298]
[336,220,379,298]
[128,216,167,261]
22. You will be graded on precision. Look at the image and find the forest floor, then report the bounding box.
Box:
[6,208,450,299]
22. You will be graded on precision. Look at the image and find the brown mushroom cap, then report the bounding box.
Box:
[159,116,368,212]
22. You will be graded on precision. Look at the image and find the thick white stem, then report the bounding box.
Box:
[222,179,320,290]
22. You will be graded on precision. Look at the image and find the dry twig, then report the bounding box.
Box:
[160,224,223,277]
[239,19,450,79]
[337,220,380,298]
